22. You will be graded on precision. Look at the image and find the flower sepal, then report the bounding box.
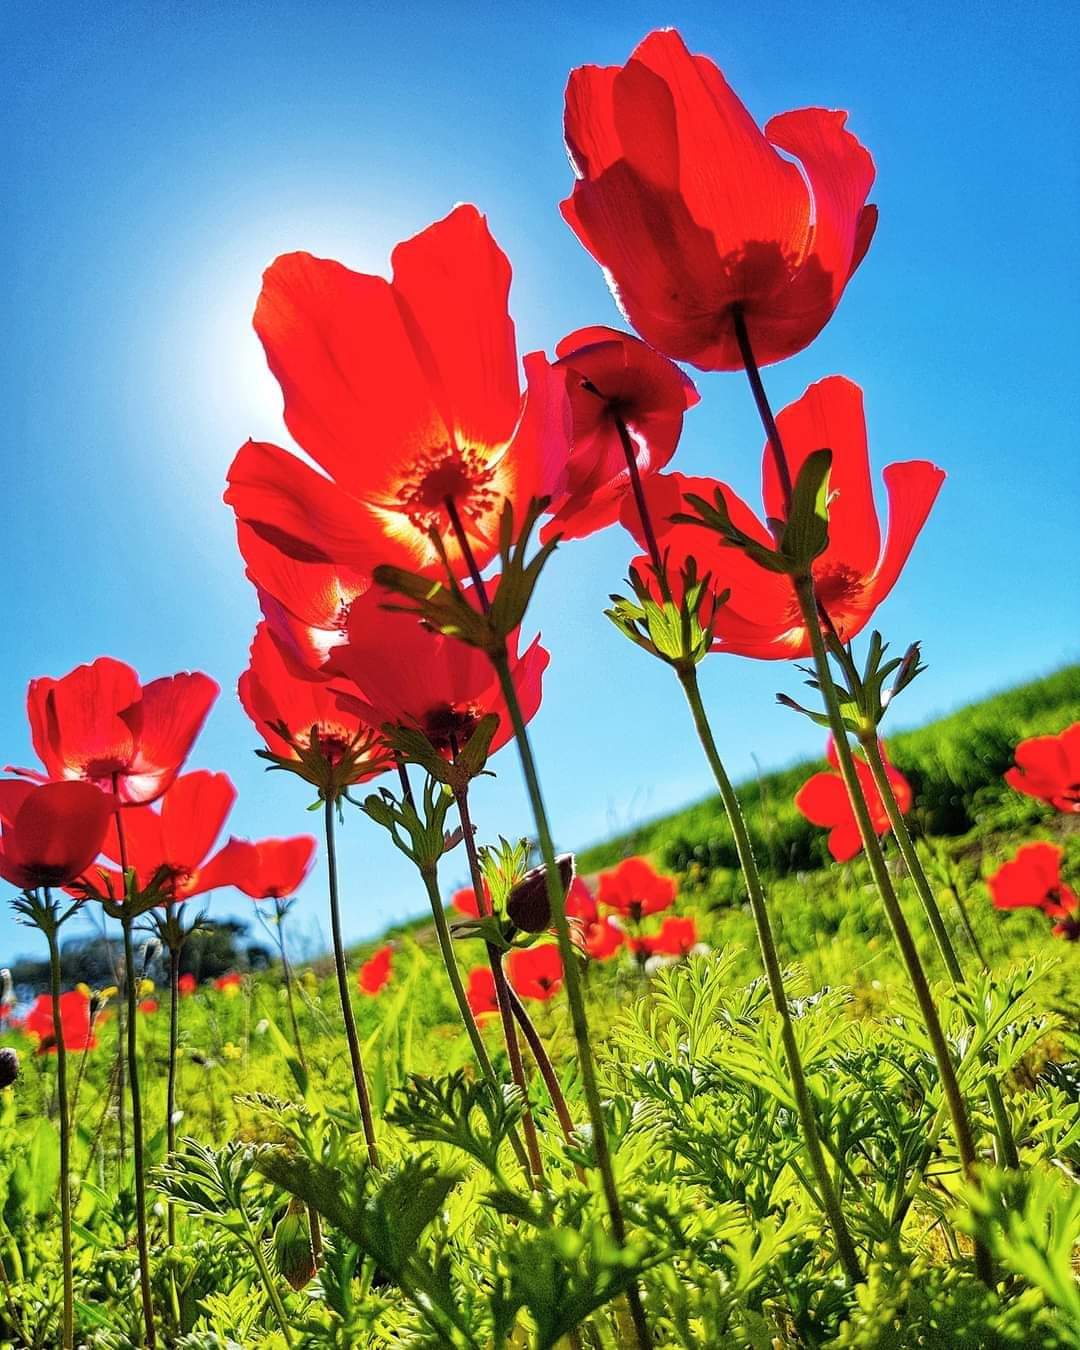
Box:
[374,498,557,654]
[357,775,458,874]
[778,631,925,736]
[673,449,833,576]
[383,715,499,791]
[605,557,726,670]
[73,863,175,920]
[256,721,392,797]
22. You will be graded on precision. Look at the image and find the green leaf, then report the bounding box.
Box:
[780,448,832,568]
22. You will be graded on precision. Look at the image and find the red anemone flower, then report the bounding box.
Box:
[239,623,384,781]
[178,973,197,997]
[507,944,563,1001]
[99,771,241,903]
[795,738,912,863]
[9,658,217,806]
[1004,725,1080,815]
[23,989,96,1054]
[987,842,1078,919]
[541,326,698,542]
[562,29,877,370]
[452,881,491,917]
[596,856,677,921]
[138,999,159,1015]
[0,780,115,891]
[217,835,317,901]
[328,584,548,760]
[358,945,392,996]
[633,916,698,959]
[214,971,242,992]
[629,378,944,658]
[466,965,499,1018]
[564,876,598,922]
[225,204,568,583]
[583,916,625,961]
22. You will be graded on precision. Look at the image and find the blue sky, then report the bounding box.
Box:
[4,1,1077,963]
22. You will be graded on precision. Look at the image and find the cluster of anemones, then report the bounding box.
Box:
[988,725,1079,942]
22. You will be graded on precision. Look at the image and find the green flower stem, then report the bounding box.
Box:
[323,797,379,1167]
[452,783,545,1183]
[121,914,157,1347]
[273,899,307,1071]
[857,732,1019,1170]
[792,574,992,1286]
[505,983,583,1160]
[45,901,74,1350]
[112,791,157,1349]
[490,646,653,1350]
[165,919,180,1249]
[675,666,864,1285]
[243,1214,294,1346]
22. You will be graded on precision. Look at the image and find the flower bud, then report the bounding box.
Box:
[506,854,575,933]
[0,1048,19,1089]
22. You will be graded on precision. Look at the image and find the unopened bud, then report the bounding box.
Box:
[507,854,575,933]
[0,1048,19,1089]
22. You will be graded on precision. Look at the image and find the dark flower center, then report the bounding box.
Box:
[423,702,483,753]
[396,443,498,532]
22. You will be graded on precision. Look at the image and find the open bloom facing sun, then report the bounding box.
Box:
[225,204,567,584]
[239,623,386,788]
[328,584,548,760]
[0,780,115,890]
[795,738,911,863]
[629,378,945,658]
[561,29,877,370]
[541,326,698,543]
[1004,725,1080,814]
[9,658,218,806]
[99,771,241,903]
[596,856,677,921]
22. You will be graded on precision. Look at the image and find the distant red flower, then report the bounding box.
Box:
[99,771,242,903]
[0,780,114,891]
[795,738,911,863]
[452,881,491,917]
[562,29,877,371]
[9,658,217,806]
[328,583,548,760]
[217,835,317,901]
[583,916,625,961]
[138,999,159,1015]
[564,876,598,922]
[23,990,96,1054]
[596,856,677,921]
[239,623,384,783]
[987,843,1077,919]
[177,973,197,997]
[466,965,499,1018]
[633,916,698,959]
[630,379,944,658]
[507,945,563,1001]
[214,972,242,992]
[358,945,393,996]
[541,327,698,543]
[225,204,566,583]
[1004,725,1080,815]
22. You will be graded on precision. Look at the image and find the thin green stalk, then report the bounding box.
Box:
[45,907,74,1350]
[166,933,180,1247]
[676,666,863,1284]
[505,983,582,1157]
[858,732,1019,1170]
[793,575,992,1286]
[273,900,307,1071]
[323,798,379,1167]
[452,783,545,1182]
[949,880,991,970]
[244,1215,294,1346]
[491,647,652,1349]
[122,915,157,1347]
